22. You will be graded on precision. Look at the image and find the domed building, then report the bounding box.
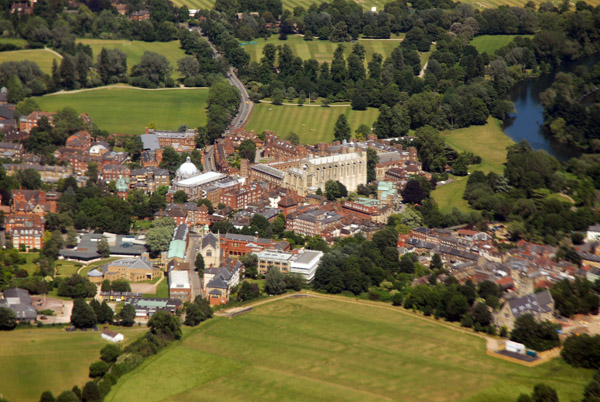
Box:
[175,156,200,182]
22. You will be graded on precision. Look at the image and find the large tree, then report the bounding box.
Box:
[71,299,97,329]
[0,307,17,330]
[238,139,257,161]
[265,267,286,295]
[333,114,351,141]
[130,51,172,87]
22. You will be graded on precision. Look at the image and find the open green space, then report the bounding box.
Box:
[107,296,592,402]
[76,39,186,78]
[242,35,404,65]
[170,0,385,10]
[0,38,28,48]
[18,252,40,275]
[245,102,379,144]
[470,35,533,55]
[0,48,62,74]
[34,86,208,134]
[0,327,145,402]
[55,260,83,277]
[143,276,168,298]
[432,117,513,213]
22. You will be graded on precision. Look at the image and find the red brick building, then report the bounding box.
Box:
[19,111,54,132]
[263,132,308,161]
[65,130,92,151]
[129,9,150,21]
[102,164,131,184]
[219,184,263,210]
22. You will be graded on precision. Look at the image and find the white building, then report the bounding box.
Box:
[587,224,600,242]
[101,328,124,343]
[291,250,324,282]
[257,249,324,282]
[168,270,191,302]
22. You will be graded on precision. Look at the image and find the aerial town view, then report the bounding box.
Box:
[1,0,600,400]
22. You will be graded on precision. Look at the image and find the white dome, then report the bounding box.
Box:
[176,156,200,179]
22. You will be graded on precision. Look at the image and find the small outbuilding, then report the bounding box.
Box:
[101,327,124,343]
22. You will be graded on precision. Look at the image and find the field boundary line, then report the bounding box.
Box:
[44,84,208,96]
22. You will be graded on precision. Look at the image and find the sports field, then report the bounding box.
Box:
[76,39,186,78]
[34,86,208,134]
[0,48,62,74]
[171,0,383,10]
[432,117,514,213]
[470,35,533,55]
[106,296,592,402]
[242,35,404,65]
[0,327,145,402]
[245,103,379,144]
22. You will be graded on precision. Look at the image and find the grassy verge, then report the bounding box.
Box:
[106,296,592,402]
[143,277,168,298]
[34,86,208,134]
[245,103,379,144]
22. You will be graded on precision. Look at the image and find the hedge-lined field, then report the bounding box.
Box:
[106,296,593,402]
[0,48,62,74]
[245,102,379,144]
[241,35,404,65]
[470,35,533,55]
[76,39,186,78]
[35,86,208,134]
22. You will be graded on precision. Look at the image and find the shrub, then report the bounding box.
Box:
[89,361,109,378]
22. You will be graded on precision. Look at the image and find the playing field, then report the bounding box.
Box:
[0,48,62,74]
[34,86,208,134]
[106,296,592,402]
[432,117,514,213]
[76,39,186,78]
[242,35,404,65]
[245,103,379,144]
[0,327,146,402]
[470,35,533,55]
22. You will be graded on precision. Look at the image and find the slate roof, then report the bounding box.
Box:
[201,232,218,249]
[508,290,554,319]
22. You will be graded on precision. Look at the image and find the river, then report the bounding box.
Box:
[502,55,600,161]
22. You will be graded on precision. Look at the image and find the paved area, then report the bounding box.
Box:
[32,296,73,324]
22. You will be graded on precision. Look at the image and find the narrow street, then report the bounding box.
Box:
[187,234,203,300]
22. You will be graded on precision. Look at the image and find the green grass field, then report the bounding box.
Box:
[34,86,208,134]
[432,117,514,213]
[470,35,533,55]
[76,39,186,78]
[0,48,62,74]
[242,35,404,65]
[55,260,83,277]
[18,252,40,275]
[0,38,28,48]
[245,103,379,144]
[0,327,146,402]
[173,0,400,10]
[143,277,169,298]
[106,296,592,402]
